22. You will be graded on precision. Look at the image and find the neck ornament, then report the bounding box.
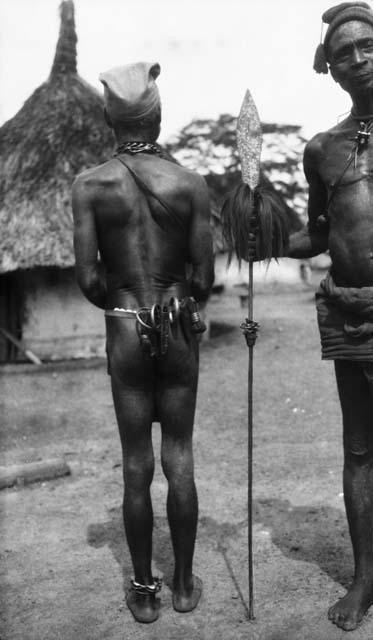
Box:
[114,141,162,156]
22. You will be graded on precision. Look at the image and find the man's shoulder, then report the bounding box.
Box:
[173,163,208,195]
[305,130,329,156]
[305,117,352,153]
[304,127,337,171]
[159,157,205,181]
[304,116,354,169]
[74,159,121,183]
[155,158,208,197]
[72,159,123,196]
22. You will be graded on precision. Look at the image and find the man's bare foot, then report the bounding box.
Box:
[328,580,373,631]
[126,579,161,623]
[172,575,203,613]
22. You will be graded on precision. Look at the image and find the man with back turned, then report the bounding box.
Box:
[72,62,214,623]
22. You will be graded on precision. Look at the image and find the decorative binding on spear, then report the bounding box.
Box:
[50,0,77,78]
[221,90,290,265]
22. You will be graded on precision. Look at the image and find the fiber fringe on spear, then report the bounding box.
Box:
[220,90,290,265]
[221,182,290,265]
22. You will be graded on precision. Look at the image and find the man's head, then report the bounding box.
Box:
[314,2,373,91]
[329,19,373,93]
[99,62,161,142]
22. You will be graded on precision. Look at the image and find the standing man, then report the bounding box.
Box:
[72,62,214,624]
[287,2,373,631]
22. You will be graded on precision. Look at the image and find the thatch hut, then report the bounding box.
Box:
[0,1,114,361]
[0,2,309,362]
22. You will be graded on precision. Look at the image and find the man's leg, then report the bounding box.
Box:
[107,318,159,623]
[111,381,155,584]
[328,360,373,631]
[157,333,202,612]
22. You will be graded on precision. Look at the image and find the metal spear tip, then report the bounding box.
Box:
[237,89,263,191]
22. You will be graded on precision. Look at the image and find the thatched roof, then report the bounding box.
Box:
[0,2,306,272]
[0,1,115,273]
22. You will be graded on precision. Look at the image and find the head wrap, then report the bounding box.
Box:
[99,62,161,123]
[313,2,373,73]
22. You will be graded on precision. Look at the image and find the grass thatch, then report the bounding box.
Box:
[0,1,115,273]
[0,0,304,273]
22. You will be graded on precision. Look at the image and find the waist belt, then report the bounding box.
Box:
[105,296,206,357]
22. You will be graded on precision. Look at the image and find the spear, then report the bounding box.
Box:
[221,90,290,620]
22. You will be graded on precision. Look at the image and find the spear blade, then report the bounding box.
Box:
[237,89,263,190]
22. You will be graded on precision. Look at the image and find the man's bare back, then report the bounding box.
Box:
[73,154,212,311]
[72,61,214,623]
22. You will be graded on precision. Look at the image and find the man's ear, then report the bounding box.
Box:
[104,108,113,129]
[329,64,339,84]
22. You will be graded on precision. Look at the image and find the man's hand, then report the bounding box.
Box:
[247,231,260,261]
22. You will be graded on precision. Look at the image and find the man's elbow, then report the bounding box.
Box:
[76,268,93,294]
[76,268,106,308]
[287,224,328,260]
[191,265,215,302]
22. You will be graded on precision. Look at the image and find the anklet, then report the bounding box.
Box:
[130,577,162,595]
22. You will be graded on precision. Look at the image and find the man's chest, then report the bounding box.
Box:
[320,130,373,189]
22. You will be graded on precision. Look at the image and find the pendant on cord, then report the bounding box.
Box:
[355,121,371,149]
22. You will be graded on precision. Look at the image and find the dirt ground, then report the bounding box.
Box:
[1,283,373,640]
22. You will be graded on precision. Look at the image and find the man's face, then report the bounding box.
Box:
[329,20,373,95]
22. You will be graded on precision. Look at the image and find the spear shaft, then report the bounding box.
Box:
[240,260,258,619]
[247,259,254,620]
[221,88,289,623]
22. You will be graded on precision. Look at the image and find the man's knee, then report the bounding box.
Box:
[123,452,155,489]
[161,444,194,484]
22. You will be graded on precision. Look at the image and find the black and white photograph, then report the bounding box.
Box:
[1,1,373,638]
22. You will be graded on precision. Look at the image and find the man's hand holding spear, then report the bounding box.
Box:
[221,90,290,620]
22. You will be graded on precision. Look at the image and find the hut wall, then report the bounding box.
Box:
[19,267,105,361]
[0,273,23,362]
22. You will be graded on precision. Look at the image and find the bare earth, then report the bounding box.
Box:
[1,283,373,640]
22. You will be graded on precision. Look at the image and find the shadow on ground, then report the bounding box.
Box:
[86,496,352,599]
[87,510,175,593]
[255,498,352,588]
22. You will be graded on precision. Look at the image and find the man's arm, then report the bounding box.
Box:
[188,175,215,302]
[287,223,329,259]
[72,176,107,309]
[287,137,329,259]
